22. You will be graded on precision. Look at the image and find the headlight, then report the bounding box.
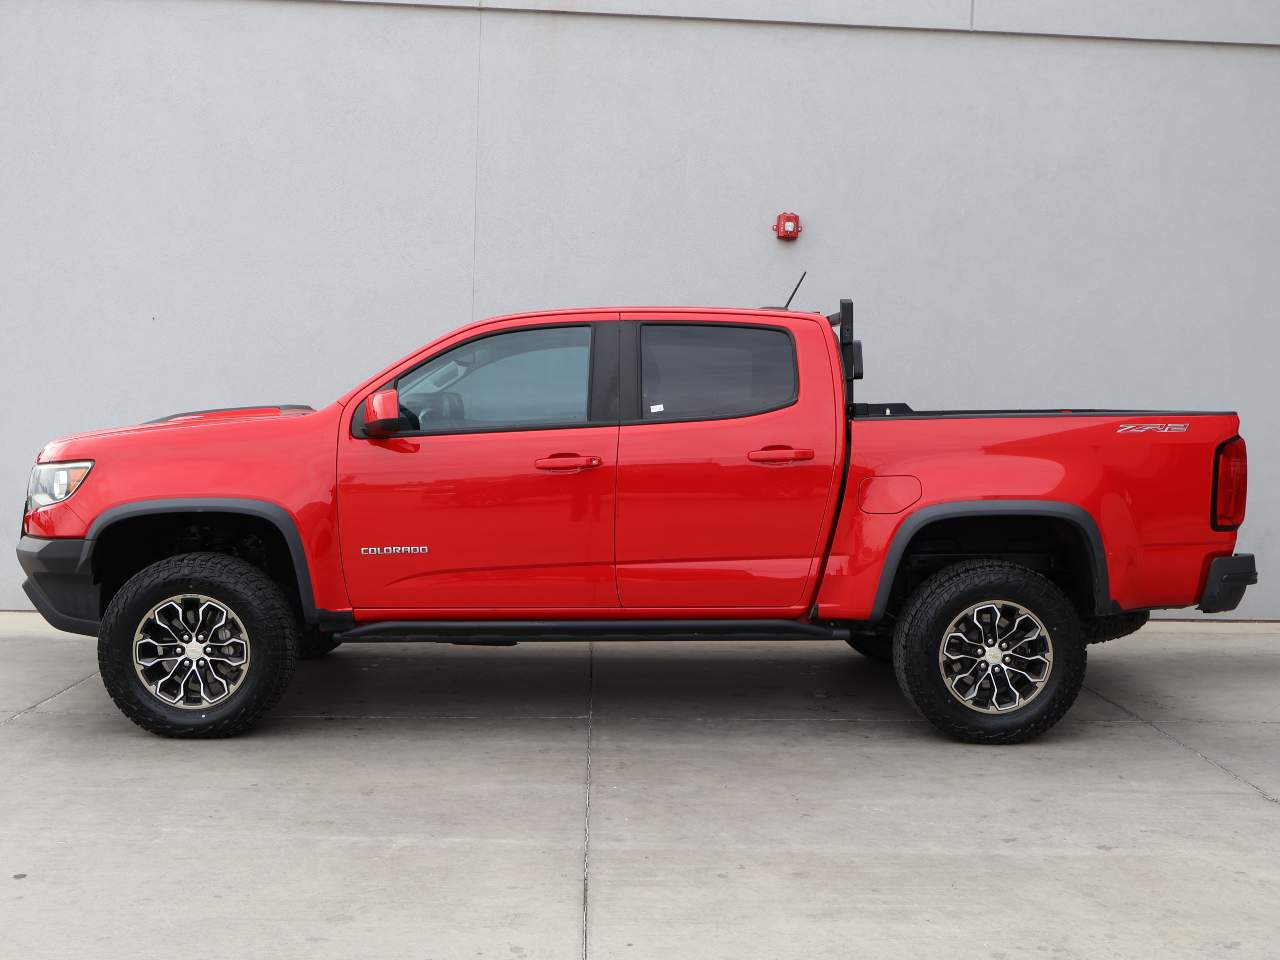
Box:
[26,461,94,511]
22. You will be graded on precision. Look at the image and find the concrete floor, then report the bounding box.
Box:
[0,613,1277,960]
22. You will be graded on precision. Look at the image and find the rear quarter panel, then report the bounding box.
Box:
[816,413,1242,619]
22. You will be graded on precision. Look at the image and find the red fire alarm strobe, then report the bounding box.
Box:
[772,211,802,241]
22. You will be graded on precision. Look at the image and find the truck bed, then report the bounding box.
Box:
[852,404,1237,419]
[818,406,1243,620]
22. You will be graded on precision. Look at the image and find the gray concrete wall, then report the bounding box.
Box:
[2,0,1277,616]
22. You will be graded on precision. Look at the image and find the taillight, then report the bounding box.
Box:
[1212,437,1247,530]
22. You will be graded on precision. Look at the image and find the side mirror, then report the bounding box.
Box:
[363,388,402,438]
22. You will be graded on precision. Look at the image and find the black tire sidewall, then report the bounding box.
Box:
[895,562,1086,742]
[99,554,296,735]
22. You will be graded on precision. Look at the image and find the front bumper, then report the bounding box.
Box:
[16,536,99,636]
[1197,553,1257,614]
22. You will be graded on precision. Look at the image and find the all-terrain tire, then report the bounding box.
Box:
[298,627,344,659]
[98,553,298,738]
[1082,611,1149,645]
[892,560,1087,744]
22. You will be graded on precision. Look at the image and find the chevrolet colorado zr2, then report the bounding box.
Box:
[17,301,1256,743]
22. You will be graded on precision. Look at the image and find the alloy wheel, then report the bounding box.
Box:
[132,594,251,709]
[937,600,1053,714]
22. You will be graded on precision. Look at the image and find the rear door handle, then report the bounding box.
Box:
[748,446,815,464]
[535,454,603,471]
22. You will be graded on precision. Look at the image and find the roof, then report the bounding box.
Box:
[484,305,823,323]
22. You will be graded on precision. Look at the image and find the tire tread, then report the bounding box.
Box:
[98,553,297,738]
[892,559,1086,745]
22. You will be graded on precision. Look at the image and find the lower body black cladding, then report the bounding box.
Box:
[1197,553,1258,614]
[16,536,100,636]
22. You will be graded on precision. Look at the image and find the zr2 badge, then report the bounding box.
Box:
[1117,423,1188,433]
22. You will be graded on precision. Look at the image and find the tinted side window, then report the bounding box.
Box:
[639,324,797,421]
[396,326,591,433]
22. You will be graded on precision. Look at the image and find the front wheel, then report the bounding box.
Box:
[98,553,298,738]
[893,560,1086,744]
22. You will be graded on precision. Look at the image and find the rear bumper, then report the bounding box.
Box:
[1197,553,1257,614]
[16,536,99,636]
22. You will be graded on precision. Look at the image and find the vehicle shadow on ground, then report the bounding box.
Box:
[273,640,915,722]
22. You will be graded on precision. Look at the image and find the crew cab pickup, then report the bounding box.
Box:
[17,302,1256,743]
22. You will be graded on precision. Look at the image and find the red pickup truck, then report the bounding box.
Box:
[18,302,1255,743]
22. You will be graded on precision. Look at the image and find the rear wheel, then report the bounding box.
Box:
[98,553,298,738]
[893,560,1086,744]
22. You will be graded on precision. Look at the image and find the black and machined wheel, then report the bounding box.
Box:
[98,553,298,738]
[844,627,893,664]
[893,560,1087,744]
[298,627,344,660]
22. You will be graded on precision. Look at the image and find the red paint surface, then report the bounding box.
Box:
[816,414,1240,619]
[28,306,1244,623]
[857,475,922,515]
[613,310,841,609]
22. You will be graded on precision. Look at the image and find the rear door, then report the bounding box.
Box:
[614,313,842,610]
[337,315,621,611]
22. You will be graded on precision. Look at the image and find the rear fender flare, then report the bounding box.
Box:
[869,500,1116,620]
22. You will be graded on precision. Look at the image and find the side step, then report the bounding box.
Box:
[333,619,850,645]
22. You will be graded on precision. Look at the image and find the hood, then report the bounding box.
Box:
[38,404,317,456]
[144,404,314,425]
[29,402,343,532]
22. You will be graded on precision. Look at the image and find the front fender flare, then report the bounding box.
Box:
[87,498,317,623]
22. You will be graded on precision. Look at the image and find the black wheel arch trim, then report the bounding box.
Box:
[868,499,1117,621]
[86,498,318,624]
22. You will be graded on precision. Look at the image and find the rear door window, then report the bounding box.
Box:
[638,324,797,422]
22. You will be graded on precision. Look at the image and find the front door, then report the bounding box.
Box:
[338,318,620,611]
[614,314,841,610]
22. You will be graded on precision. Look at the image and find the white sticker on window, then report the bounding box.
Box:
[649,403,664,413]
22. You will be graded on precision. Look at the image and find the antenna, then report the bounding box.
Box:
[782,271,807,311]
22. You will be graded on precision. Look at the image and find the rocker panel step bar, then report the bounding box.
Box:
[333,619,850,644]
